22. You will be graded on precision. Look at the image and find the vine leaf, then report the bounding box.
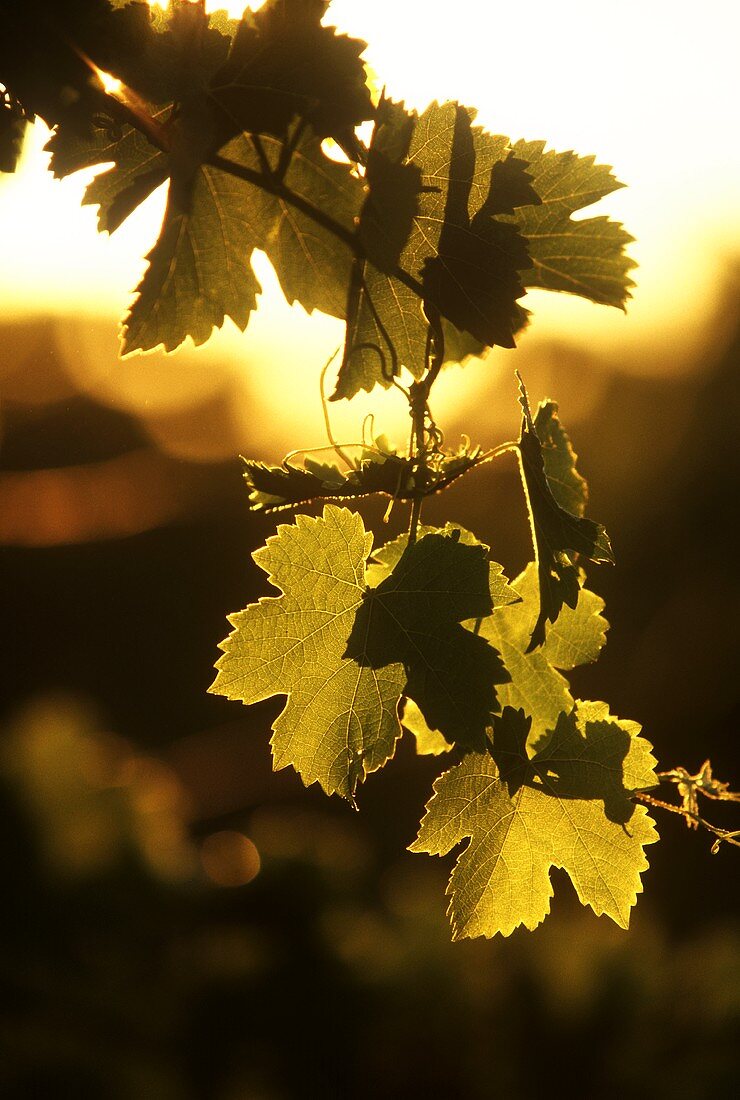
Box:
[506,140,636,307]
[368,524,519,752]
[334,99,427,399]
[47,111,170,233]
[410,702,658,940]
[518,383,614,650]
[211,0,373,148]
[242,439,488,512]
[255,125,365,319]
[473,563,608,744]
[55,116,364,353]
[365,524,520,609]
[533,397,590,515]
[400,698,452,756]
[44,5,365,352]
[121,136,266,353]
[212,509,514,797]
[210,505,406,801]
[104,0,236,108]
[347,529,508,751]
[420,110,537,346]
[358,98,422,275]
[334,101,536,399]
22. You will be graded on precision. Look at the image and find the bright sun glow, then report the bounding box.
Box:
[1,0,739,454]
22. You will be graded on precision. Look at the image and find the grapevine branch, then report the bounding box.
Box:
[634,761,740,852]
[7,0,733,946]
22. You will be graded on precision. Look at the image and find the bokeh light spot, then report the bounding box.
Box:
[201,829,261,887]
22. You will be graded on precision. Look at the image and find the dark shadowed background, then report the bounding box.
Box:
[1,279,738,1097]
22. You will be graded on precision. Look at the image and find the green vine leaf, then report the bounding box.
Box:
[368,524,519,752]
[506,140,636,307]
[348,527,507,752]
[242,440,488,512]
[518,383,614,650]
[365,524,520,608]
[410,702,658,939]
[533,397,590,515]
[473,563,607,744]
[211,509,513,797]
[210,505,406,801]
[400,698,452,756]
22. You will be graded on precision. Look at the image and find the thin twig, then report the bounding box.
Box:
[319,349,356,470]
[634,791,740,852]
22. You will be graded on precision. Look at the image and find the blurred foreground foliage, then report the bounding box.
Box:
[0,693,737,1099]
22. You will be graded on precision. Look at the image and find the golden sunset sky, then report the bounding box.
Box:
[1,0,738,454]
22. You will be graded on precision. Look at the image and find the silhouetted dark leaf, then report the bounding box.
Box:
[517,382,613,650]
[121,135,266,353]
[210,0,373,144]
[256,125,365,319]
[421,109,536,347]
[335,101,536,398]
[0,87,27,173]
[358,98,422,274]
[348,529,506,750]
[47,109,169,232]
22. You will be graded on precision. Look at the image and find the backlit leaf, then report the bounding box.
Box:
[257,126,365,319]
[411,702,658,939]
[335,101,536,399]
[242,440,489,512]
[507,140,636,307]
[400,698,452,756]
[348,528,507,751]
[211,505,406,800]
[473,563,607,743]
[47,111,169,233]
[121,137,265,353]
[211,506,510,794]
